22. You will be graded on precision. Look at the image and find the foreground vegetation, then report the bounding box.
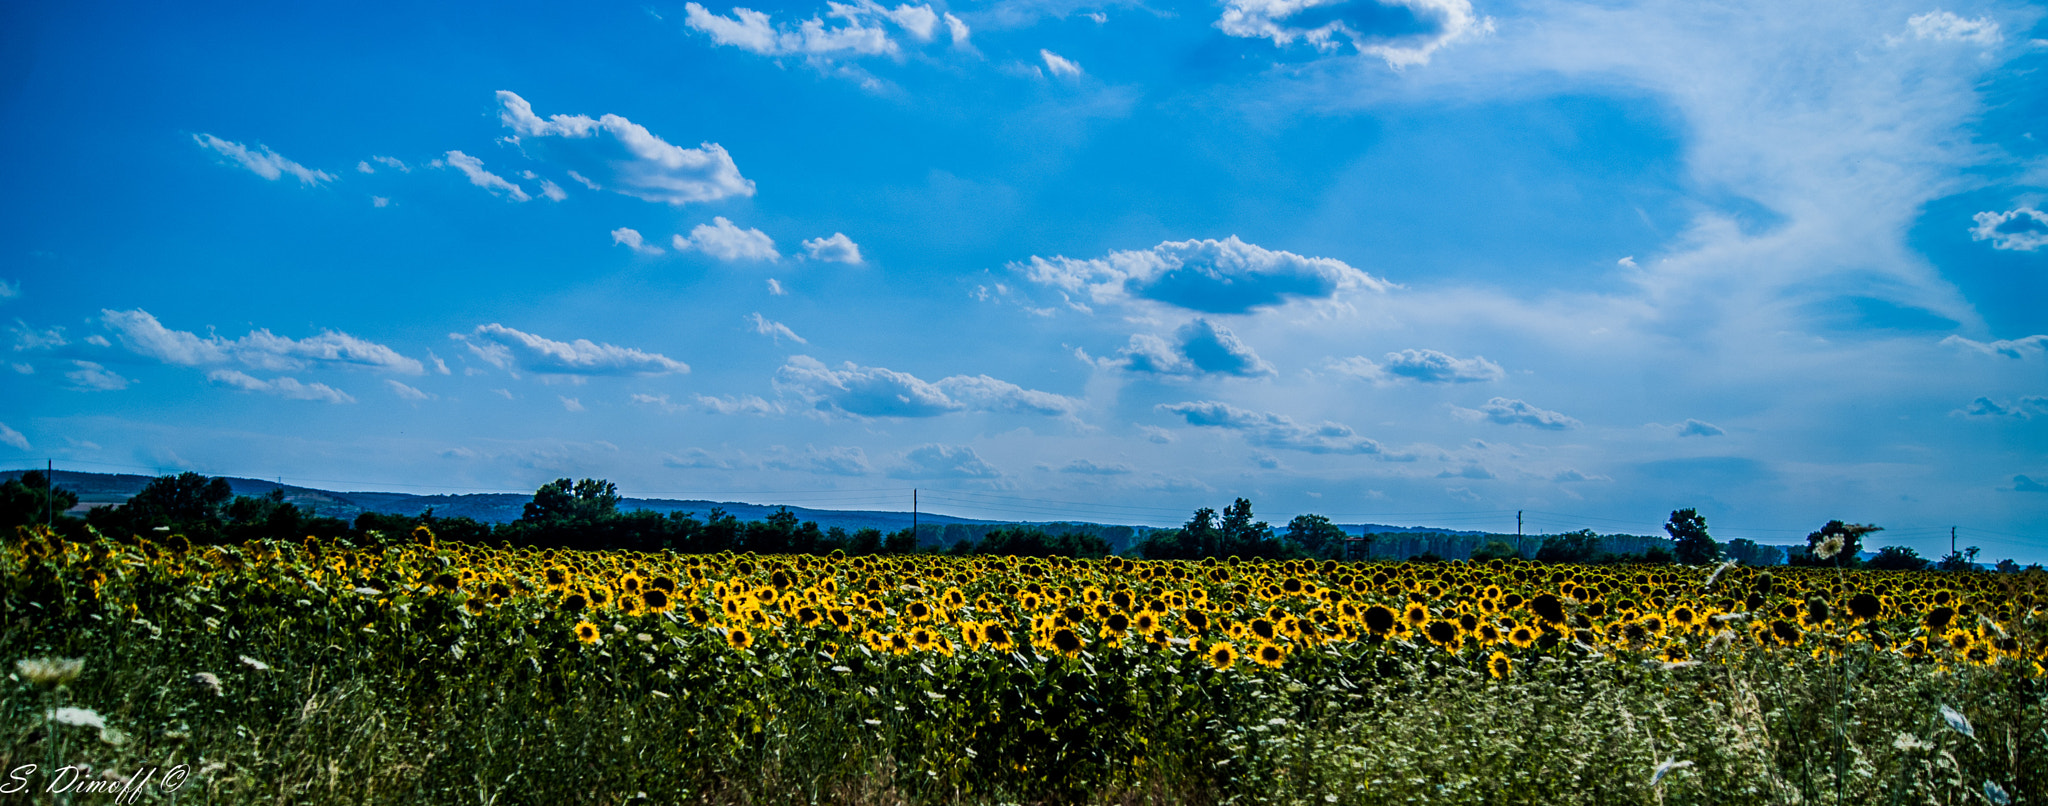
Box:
[4,524,2044,804]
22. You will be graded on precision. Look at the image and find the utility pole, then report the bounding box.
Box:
[1516,510,1523,538]
[46,459,54,529]
[1951,526,1957,559]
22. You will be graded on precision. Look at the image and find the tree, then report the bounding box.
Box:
[0,471,78,529]
[1284,514,1346,559]
[1937,545,1981,572]
[1218,498,1278,558]
[1535,530,1600,564]
[1794,520,1881,567]
[1723,538,1784,566]
[1469,539,1519,562]
[1866,545,1930,571]
[521,478,620,523]
[88,472,233,542]
[1665,508,1719,565]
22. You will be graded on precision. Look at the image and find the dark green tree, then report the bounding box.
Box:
[1284,514,1346,559]
[521,478,620,523]
[0,471,78,529]
[1469,539,1519,562]
[1867,545,1930,571]
[1792,520,1881,567]
[1665,508,1719,565]
[88,472,233,542]
[1937,545,1981,572]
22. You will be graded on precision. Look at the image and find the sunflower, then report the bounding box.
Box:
[888,632,914,655]
[1252,642,1287,669]
[960,621,985,649]
[984,622,1016,651]
[620,572,644,595]
[906,600,934,622]
[640,587,673,614]
[544,565,571,591]
[794,606,823,627]
[1486,651,1513,679]
[1507,624,1537,649]
[573,620,601,645]
[910,627,937,652]
[560,590,590,612]
[726,627,755,651]
[620,593,647,617]
[1249,618,1278,643]
[1049,627,1084,658]
[464,598,487,617]
[1133,612,1158,634]
[588,585,614,610]
[1362,604,1398,637]
[1424,620,1463,651]
[1183,609,1211,634]
[686,605,712,626]
[1102,612,1130,638]
[827,608,853,631]
[1402,602,1430,629]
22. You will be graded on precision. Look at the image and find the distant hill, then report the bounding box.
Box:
[5,469,1663,560]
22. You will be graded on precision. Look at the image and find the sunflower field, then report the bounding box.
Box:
[4,524,2045,804]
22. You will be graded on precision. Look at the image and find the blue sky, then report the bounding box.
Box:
[3,0,2045,561]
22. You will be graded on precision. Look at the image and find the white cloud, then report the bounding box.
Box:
[766,445,872,476]
[386,379,434,401]
[1676,418,1726,437]
[1040,49,1082,78]
[612,227,665,255]
[1437,464,1496,480]
[454,323,689,377]
[496,91,754,206]
[65,361,129,391]
[889,443,1001,479]
[1553,468,1611,482]
[0,279,17,299]
[96,309,425,375]
[356,160,374,174]
[774,355,1079,418]
[11,322,67,352]
[191,134,336,185]
[1158,400,1389,455]
[1018,235,1391,314]
[802,232,863,264]
[747,312,807,344]
[0,422,29,451]
[538,179,568,201]
[560,396,586,412]
[441,150,531,201]
[371,196,390,208]
[683,1,947,60]
[697,394,783,415]
[675,217,779,261]
[767,278,788,295]
[1905,10,2000,45]
[1099,319,1276,377]
[1216,0,1493,69]
[371,156,410,172]
[1458,397,1581,430]
[1059,459,1132,475]
[1954,396,2048,419]
[1941,334,2048,359]
[944,12,970,46]
[1969,207,2048,251]
[206,369,354,403]
[1329,348,1503,384]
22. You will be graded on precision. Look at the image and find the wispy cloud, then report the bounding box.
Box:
[192,134,335,185]
[748,313,807,344]
[889,443,1001,478]
[1327,348,1503,384]
[206,369,353,403]
[612,227,665,255]
[0,422,29,451]
[774,355,1079,418]
[1158,400,1389,455]
[440,150,531,201]
[497,91,754,206]
[1457,397,1581,430]
[99,309,425,374]
[454,324,689,377]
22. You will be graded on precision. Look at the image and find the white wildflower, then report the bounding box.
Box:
[354,586,383,597]
[1940,704,1974,738]
[1650,759,1693,786]
[1712,611,1750,623]
[16,657,83,686]
[239,655,269,671]
[190,672,222,695]
[48,707,106,729]
[1893,733,1931,752]
[1703,559,1738,588]
[1813,535,1845,560]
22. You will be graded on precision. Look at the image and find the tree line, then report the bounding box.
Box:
[1,471,2032,570]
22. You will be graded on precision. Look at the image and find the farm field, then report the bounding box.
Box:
[4,524,2044,805]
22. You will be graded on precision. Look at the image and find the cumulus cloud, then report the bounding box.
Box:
[697,394,783,415]
[1018,235,1390,314]
[1216,0,1493,68]
[774,355,1078,418]
[1158,400,1388,455]
[0,422,28,451]
[206,369,354,403]
[802,232,863,264]
[682,0,951,63]
[748,312,807,344]
[1097,319,1275,377]
[97,309,423,375]
[675,217,779,261]
[496,91,754,206]
[454,323,689,377]
[192,134,335,185]
[1458,397,1581,430]
[1970,207,2048,251]
[612,227,664,255]
[1905,10,2001,45]
[1941,334,2048,359]
[889,443,1001,479]
[1676,419,1725,437]
[1328,348,1503,384]
[1059,459,1132,475]
[1041,49,1082,77]
[766,445,872,476]
[64,361,129,391]
[441,150,531,201]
